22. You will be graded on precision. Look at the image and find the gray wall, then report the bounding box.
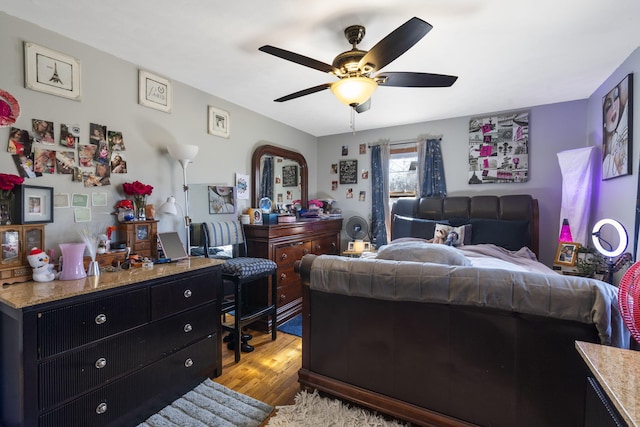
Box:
[318,100,589,266]
[0,12,317,256]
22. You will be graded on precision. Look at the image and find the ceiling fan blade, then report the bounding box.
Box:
[274,83,332,102]
[358,17,432,72]
[259,45,339,74]
[355,98,371,113]
[377,72,458,87]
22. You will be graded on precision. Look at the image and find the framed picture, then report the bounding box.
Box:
[602,73,633,180]
[15,185,54,224]
[208,186,235,214]
[347,241,355,251]
[554,242,579,266]
[208,106,230,138]
[339,159,358,184]
[282,165,298,187]
[1,229,20,265]
[363,242,371,252]
[138,69,172,113]
[24,42,81,101]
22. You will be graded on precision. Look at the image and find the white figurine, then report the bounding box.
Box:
[27,248,56,282]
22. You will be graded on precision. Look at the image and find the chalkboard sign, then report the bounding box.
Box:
[339,159,358,184]
[282,165,298,187]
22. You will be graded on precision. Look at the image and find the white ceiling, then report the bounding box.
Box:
[2,0,640,137]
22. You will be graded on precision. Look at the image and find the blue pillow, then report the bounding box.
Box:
[392,215,448,240]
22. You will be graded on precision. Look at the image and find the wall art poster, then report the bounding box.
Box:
[468,111,529,184]
[602,73,633,180]
[339,159,358,184]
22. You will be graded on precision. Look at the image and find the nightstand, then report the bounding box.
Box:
[118,220,158,258]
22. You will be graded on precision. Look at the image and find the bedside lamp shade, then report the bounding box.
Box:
[558,218,573,243]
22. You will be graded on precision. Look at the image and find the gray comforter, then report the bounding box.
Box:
[309,247,629,347]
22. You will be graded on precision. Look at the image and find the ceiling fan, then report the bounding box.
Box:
[259,17,458,113]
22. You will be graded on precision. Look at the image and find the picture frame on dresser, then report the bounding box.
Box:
[15,184,54,224]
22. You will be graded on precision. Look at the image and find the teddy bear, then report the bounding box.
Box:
[27,248,55,282]
[428,228,447,244]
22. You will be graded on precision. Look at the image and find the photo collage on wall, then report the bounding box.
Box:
[7,119,128,187]
[468,111,529,184]
[330,143,369,202]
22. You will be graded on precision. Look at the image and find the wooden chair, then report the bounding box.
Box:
[201,220,277,362]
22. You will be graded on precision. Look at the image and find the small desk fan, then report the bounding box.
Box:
[345,216,369,241]
[618,262,640,342]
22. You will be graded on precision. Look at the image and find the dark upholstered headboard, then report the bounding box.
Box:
[391,195,539,258]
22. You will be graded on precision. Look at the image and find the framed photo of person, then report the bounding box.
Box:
[554,242,579,266]
[602,73,633,180]
[15,185,54,224]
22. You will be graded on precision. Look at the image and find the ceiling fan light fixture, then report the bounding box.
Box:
[330,76,378,107]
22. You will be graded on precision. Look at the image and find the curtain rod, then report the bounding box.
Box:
[367,135,443,148]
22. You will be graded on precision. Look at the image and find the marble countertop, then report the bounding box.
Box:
[576,341,640,426]
[0,257,225,310]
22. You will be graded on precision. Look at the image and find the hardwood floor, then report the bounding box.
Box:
[214,325,302,409]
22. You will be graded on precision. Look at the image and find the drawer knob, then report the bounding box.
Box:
[280,273,286,282]
[281,253,288,261]
[95,314,107,325]
[183,289,192,298]
[96,402,108,414]
[280,294,286,302]
[184,358,194,368]
[183,323,193,333]
[95,358,107,369]
[303,247,309,254]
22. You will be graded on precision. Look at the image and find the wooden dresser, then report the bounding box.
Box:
[243,218,342,329]
[0,258,223,427]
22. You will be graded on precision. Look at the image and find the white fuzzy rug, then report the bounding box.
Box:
[266,390,409,426]
[137,378,272,427]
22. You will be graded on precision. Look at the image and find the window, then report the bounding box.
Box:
[389,146,418,198]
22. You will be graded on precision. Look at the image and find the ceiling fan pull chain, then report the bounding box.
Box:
[350,107,356,134]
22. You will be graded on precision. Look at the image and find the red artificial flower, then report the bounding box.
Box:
[0,173,24,191]
[122,181,153,196]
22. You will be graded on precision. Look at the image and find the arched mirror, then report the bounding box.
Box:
[252,144,308,210]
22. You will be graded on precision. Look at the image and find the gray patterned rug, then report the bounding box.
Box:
[137,378,273,427]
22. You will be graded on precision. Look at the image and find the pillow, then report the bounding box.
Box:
[466,218,529,251]
[434,223,472,246]
[376,241,471,266]
[392,215,447,240]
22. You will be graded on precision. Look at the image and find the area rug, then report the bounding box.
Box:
[137,378,273,427]
[277,314,302,337]
[265,390,409,426]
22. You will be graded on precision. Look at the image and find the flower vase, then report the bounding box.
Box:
[0,191,14,225]
[134,196,147,221]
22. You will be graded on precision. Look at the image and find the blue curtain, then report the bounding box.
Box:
[259,157,273,200]
[420,138,447,197]
[370,145,389,247]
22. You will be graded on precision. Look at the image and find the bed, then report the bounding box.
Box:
[297,195,630,427]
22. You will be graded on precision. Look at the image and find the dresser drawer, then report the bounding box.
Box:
[38,303,217,410]
[37,288,148,359]
[276,282,302,307]
[150,269,219,320]
[277,265,300,287]
[274,242,311,267]
[311,236,339,254]
[39,335,217,427]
